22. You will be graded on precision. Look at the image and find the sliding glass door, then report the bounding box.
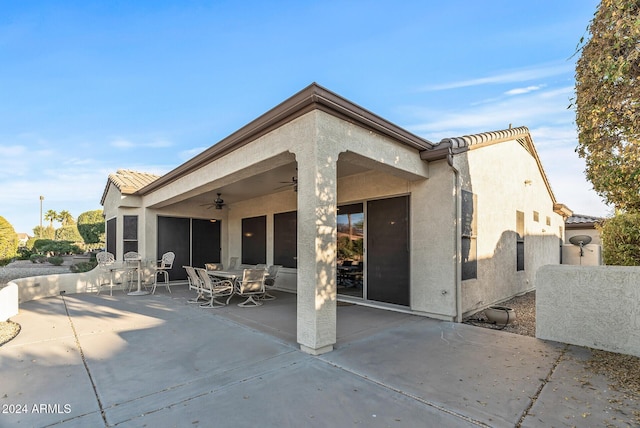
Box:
[336,196,410,306]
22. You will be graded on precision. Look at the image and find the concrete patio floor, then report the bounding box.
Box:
[1,285,637,427]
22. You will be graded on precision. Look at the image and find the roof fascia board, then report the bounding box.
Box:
[138,83,434,195]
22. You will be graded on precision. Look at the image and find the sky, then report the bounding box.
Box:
[0,0,608,234]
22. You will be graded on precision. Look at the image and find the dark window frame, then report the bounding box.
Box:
[516,210,525,271]
[242,215,267,265]
[273,211,297,268]
[122,215,138,256]
[461,190,477,280]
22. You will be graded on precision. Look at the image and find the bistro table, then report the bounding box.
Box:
[127,257,148,296]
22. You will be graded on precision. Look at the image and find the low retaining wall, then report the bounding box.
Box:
[536,265,640,357]
[0,283,18,321]
[0,267,118,321]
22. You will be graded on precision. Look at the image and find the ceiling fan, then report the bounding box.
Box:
[200,193,226,210]
[276,168,298,192]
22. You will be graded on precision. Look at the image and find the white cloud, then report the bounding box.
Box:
[110,138,135,149]
[179,146,208,161]
[505,85,545,96]
[420,62,573,91]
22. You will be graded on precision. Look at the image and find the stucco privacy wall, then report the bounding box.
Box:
[456,140,564,316]
[536,265,640,358]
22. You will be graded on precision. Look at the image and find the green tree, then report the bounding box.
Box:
[55,224,83,243]
[33,225,55,240]
[44,209,58,228]
[58,210,75,226]
[574,0,640,211]
[0,216,18,264]
[77,209,105,245]
[598,212,640,265]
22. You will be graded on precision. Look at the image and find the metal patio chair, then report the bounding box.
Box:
[150,251,175,294]
[231,268,267,307]
[195,267,234,308]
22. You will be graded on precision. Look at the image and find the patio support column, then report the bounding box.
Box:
[293,135,339,355]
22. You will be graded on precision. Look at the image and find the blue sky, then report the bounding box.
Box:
[1,0,607,234]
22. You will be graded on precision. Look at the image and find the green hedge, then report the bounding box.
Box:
[598,212,640,266]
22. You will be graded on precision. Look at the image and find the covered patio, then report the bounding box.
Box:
[102,83,438,355]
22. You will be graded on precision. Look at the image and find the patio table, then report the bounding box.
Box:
[127,257,148,296]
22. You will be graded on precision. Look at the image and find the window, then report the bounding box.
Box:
[461,190,477,280]
[242,216,266,265]
[123,215,138,255]
[516,211,525,271]
[106,218,116,255]
[274,211,297,268]
[533,211,539,222]
[546,216,551,226]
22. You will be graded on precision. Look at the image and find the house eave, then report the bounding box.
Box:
[137,83,435,196]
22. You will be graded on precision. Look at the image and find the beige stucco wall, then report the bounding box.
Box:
[456,140,564,316]
[562,244,602,266]
[537,265,640,357]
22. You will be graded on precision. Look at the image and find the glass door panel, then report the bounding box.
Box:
[337,203,364,298]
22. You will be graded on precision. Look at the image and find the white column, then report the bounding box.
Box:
[293,136,339,355]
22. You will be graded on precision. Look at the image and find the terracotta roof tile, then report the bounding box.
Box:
[100,169,161,205]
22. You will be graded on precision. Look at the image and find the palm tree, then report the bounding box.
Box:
[44,210,58,228]
[58,210,75,226]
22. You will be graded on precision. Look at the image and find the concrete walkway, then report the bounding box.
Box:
[1,287,637,427]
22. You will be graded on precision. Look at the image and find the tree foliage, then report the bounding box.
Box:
[0,216,18,264]
[32,225,55,240]
[77,209,105,245]
[574,0,640,211]
[55,224,83,243]
[598,212,640,265]
[58,210,75,226]
[44,209,58,227]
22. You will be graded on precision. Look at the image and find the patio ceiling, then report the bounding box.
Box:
[164,156,372,210]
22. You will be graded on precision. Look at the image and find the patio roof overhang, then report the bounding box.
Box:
[136,83,435,199]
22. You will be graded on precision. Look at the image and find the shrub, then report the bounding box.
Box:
[70,260,98,273]
[598,212,640,266]
[54,225,83,243]
[77,210,105,245]
[0,216,18,263]
[32,239,81,256]
[47,256,64,266]
[30,254,47,264]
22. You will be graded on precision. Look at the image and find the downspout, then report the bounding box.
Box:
[447,149,463,323]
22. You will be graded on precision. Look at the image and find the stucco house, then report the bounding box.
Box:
[562,213,604,265]
[101,83,571,354]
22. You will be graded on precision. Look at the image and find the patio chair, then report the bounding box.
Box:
[184,266,206,303]
[150,251,175,294]
[195,268,234,308]
[261,265,281,300]
[96,251,119,296]
[205,263,223,271]
[231,268,267,307]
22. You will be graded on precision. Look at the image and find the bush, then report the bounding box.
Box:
[54,225,83,243]
[0,216,18,263]
[30,254,47,264]
[77,210,105,245]
[32,239,81,256]
[70,260,98,273]
[47,256,64,266]
[598,212,640,265]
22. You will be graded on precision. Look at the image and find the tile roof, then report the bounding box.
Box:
[566,214,605,225]
[100,169,161,205]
